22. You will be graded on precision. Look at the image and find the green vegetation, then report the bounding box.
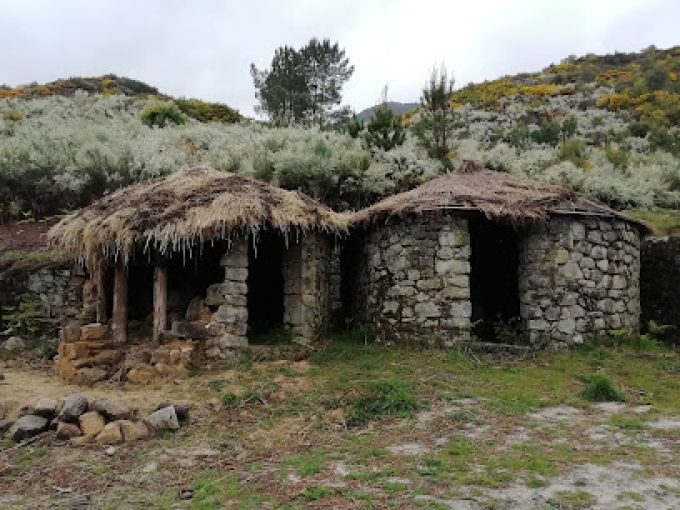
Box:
[3,45,680,220]
[346,379,421,427]
[0,249,69,274]
[251,38,354,126]
[579,374,626,402]
[140,101,186,128]
[624,208,680,236]
[4,333,680,507]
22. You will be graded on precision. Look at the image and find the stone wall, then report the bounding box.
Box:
[203,238,249,359]
[519,218,641,346]
[27,266,90,322]
[0,264,88,338]
[640,237,680,337]
[283,232,333,342]
[357,215,471,345]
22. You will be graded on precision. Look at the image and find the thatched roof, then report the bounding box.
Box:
[353,160,650,232]
[49,166,347,265]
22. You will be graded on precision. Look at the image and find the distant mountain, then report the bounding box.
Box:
[356,101,420,122]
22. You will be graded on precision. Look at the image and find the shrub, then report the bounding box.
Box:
[175,98,241,123]
[531,121,561,146]
[140,101,186,128]
[2,110,22,121]
[605,145,630,169]
[363,104,406,151]
[346,379,420,427]
[579,375,625,402]
[558,139,588,168]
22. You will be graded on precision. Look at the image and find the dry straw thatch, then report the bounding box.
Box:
[353,160,649,230]
[49,166,348,266]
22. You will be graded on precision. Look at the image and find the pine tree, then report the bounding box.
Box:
[251,39,354,126]
[363,86,406,151]
[413,65,457,164]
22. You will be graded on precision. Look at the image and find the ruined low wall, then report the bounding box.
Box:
[519,218,641,347]
[640,237,680,338]
[27,266,91,321]
[357,215,471,345]
[0,264,89,338]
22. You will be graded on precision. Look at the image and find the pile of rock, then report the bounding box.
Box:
[54,322,200,385]
[54,323,122,385]
[126,340,200,384]
[3,394,188,445]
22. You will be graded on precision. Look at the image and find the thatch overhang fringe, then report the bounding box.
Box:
[352,160,651,232]
[48,166,348,267]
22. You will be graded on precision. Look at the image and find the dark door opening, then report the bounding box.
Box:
[469,218,521,342]
[247,231,285,337]
[166,242,226,323]
[127,261,154,322]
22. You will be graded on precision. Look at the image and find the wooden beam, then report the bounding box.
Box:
[111,259,128,345]
[152,262,168,346]
[95,262,108,324]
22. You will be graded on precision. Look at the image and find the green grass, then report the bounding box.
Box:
[296,486,332,501]
[624,208,680,236]
[346,379,421,427]
[282,451,328,477]
[550,490,597,509]
[580,375,626,402]
[610,414,646,430]
[0,249,69,273]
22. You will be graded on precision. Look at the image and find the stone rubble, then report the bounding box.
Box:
[2,395,189,444]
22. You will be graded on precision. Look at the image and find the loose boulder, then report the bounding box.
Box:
[147,406,180,431]
[59,394,89,422]
[8,415,48,442]
[56,422,82,440]
[34,398,58,418]
[118,420,152,441]
[79,411,106,436]
[3,336,25,352]
[156,402,190,423]
[90,399,133,421]
[95,422,124,445]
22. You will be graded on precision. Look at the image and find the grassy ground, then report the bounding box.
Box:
[0,334,679,509]
[625,209,680,237]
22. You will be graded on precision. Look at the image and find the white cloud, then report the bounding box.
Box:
[0,0,677,116]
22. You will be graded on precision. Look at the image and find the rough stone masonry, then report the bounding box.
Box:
[519,217,641,347]
[355,215,472,345]
[355,214,641,348]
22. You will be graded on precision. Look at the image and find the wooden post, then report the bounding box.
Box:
[111,258,128,345]
[95,261,108,324]
[152,262,168,346]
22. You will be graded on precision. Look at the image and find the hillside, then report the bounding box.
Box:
[0,74,241,124]
[356,101,420,122]
[1,46,679,222]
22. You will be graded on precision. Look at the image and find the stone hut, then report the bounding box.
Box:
[48,166,346,366]
[346,161,649,348]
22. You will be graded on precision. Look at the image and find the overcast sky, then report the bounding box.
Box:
[1,0,678,117]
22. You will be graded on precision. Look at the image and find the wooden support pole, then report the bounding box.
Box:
[111,259,128,345]
[152,262,168,346]
[95,262,108,324]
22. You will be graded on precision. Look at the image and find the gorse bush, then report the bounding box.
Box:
[140,101,186,128]
[579,375,625,402]
[346,379,421,427]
